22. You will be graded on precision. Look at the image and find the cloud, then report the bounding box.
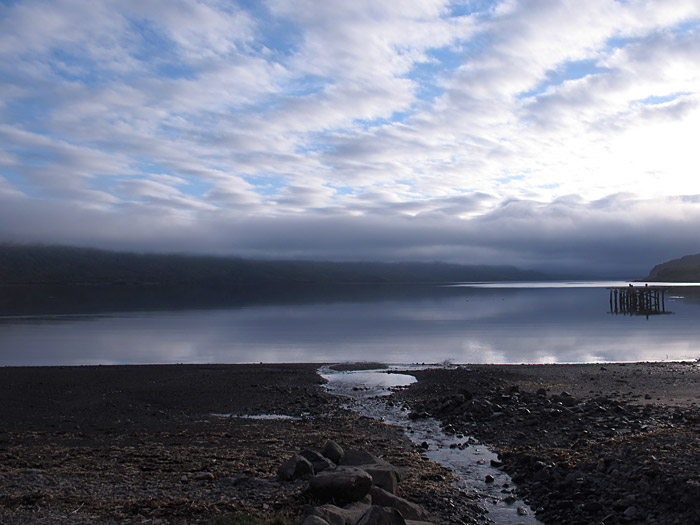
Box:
[2,189,700,277]
[1,0,700,274]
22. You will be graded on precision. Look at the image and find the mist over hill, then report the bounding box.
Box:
[644,253,700,282]
[0,244,548,286]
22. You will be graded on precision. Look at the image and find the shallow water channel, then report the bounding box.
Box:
[320,365,542,525]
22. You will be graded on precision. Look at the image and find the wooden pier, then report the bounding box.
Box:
[608,285,670,317]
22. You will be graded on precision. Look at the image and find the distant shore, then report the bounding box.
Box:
[1,361,699,524]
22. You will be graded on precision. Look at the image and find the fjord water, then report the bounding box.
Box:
[2,282,700,366]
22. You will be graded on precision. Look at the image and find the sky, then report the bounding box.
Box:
[1,0,700,277]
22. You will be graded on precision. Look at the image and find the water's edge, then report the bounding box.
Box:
[320,365,542,524]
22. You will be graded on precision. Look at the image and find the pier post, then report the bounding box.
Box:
[608,286,669,316]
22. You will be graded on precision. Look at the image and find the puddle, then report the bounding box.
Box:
[211,413,303,420]
[323,370,417,394]
[320,365,541,525]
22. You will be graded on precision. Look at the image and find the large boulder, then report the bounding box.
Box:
[306,503,369,525]
[362,465,400,494]
[301,449,336,473]
[355,506,406,525]
[277,454,314,481]
[322,439,345,464]
[339,449,382,466]
[302,516,331,525]
[369,487,431,522]
[310,467,374,506]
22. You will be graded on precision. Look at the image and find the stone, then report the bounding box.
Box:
[340,449,382,466]
[582,501,603,512]
[307,504,367,525]
[278,454,314,481]
[347,494,373,507]
[369,487,431,521]
[363,465,400,494]
[301,449,336,473]
[355,505,406,525]
[303,516,331,525]
[310,467,374,505]
[322,440,345,464]
[485,474,495,483]
[193,472,214,481]
[345,499,373,511]
[623,506,638,518]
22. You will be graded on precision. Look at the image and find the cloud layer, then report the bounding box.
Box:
[1,0,700,276]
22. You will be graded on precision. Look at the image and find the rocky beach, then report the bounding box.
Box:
[1,362,699,524]
[393,362,700,525]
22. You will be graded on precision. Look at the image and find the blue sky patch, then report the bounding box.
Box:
[518,59,609,100]
[636,92,692,106]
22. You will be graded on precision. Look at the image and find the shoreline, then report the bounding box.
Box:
[1,361,699,524]
[392,361,700,525]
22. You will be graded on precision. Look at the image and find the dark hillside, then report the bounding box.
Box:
[0,244,546,286]
[644,253,700,282]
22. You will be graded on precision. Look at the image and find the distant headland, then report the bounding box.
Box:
[643,253,700,282]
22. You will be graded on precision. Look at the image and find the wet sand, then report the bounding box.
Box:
[1,362,699,524]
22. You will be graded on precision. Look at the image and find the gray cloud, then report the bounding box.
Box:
[1,191,699,278]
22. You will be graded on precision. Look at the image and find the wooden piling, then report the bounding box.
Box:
[608,285,670,317]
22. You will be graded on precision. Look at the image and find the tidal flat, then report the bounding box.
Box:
[0,362,699,524]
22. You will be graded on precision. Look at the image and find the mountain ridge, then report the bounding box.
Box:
[644,253,700,282]
[0,243,548,286]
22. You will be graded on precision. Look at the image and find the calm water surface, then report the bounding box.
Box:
[2,282,700,366]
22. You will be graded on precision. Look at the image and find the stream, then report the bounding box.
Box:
[320,365,542,525]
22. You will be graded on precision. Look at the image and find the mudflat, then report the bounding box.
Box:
[1,362,699,524]
[0,364,478,524]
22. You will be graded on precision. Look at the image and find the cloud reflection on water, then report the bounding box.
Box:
[1,285,699,366]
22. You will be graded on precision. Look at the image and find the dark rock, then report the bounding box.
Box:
[582,501,603,512]
[340,449,382,466]
[458,388,473,400]
[345,498,373,511]
[303,516,331,525]
[310,467,373,505]
[301,449,336,473]
[485,474,495,483]
[278,454,314,481]
[355,505,406,525]
[623,505,638,518]
[307,503,367,525]
[369,487,431,521]
[322,440,345,464]
[363,465,400,494]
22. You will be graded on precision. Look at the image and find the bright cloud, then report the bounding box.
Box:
[1,0,700,275]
